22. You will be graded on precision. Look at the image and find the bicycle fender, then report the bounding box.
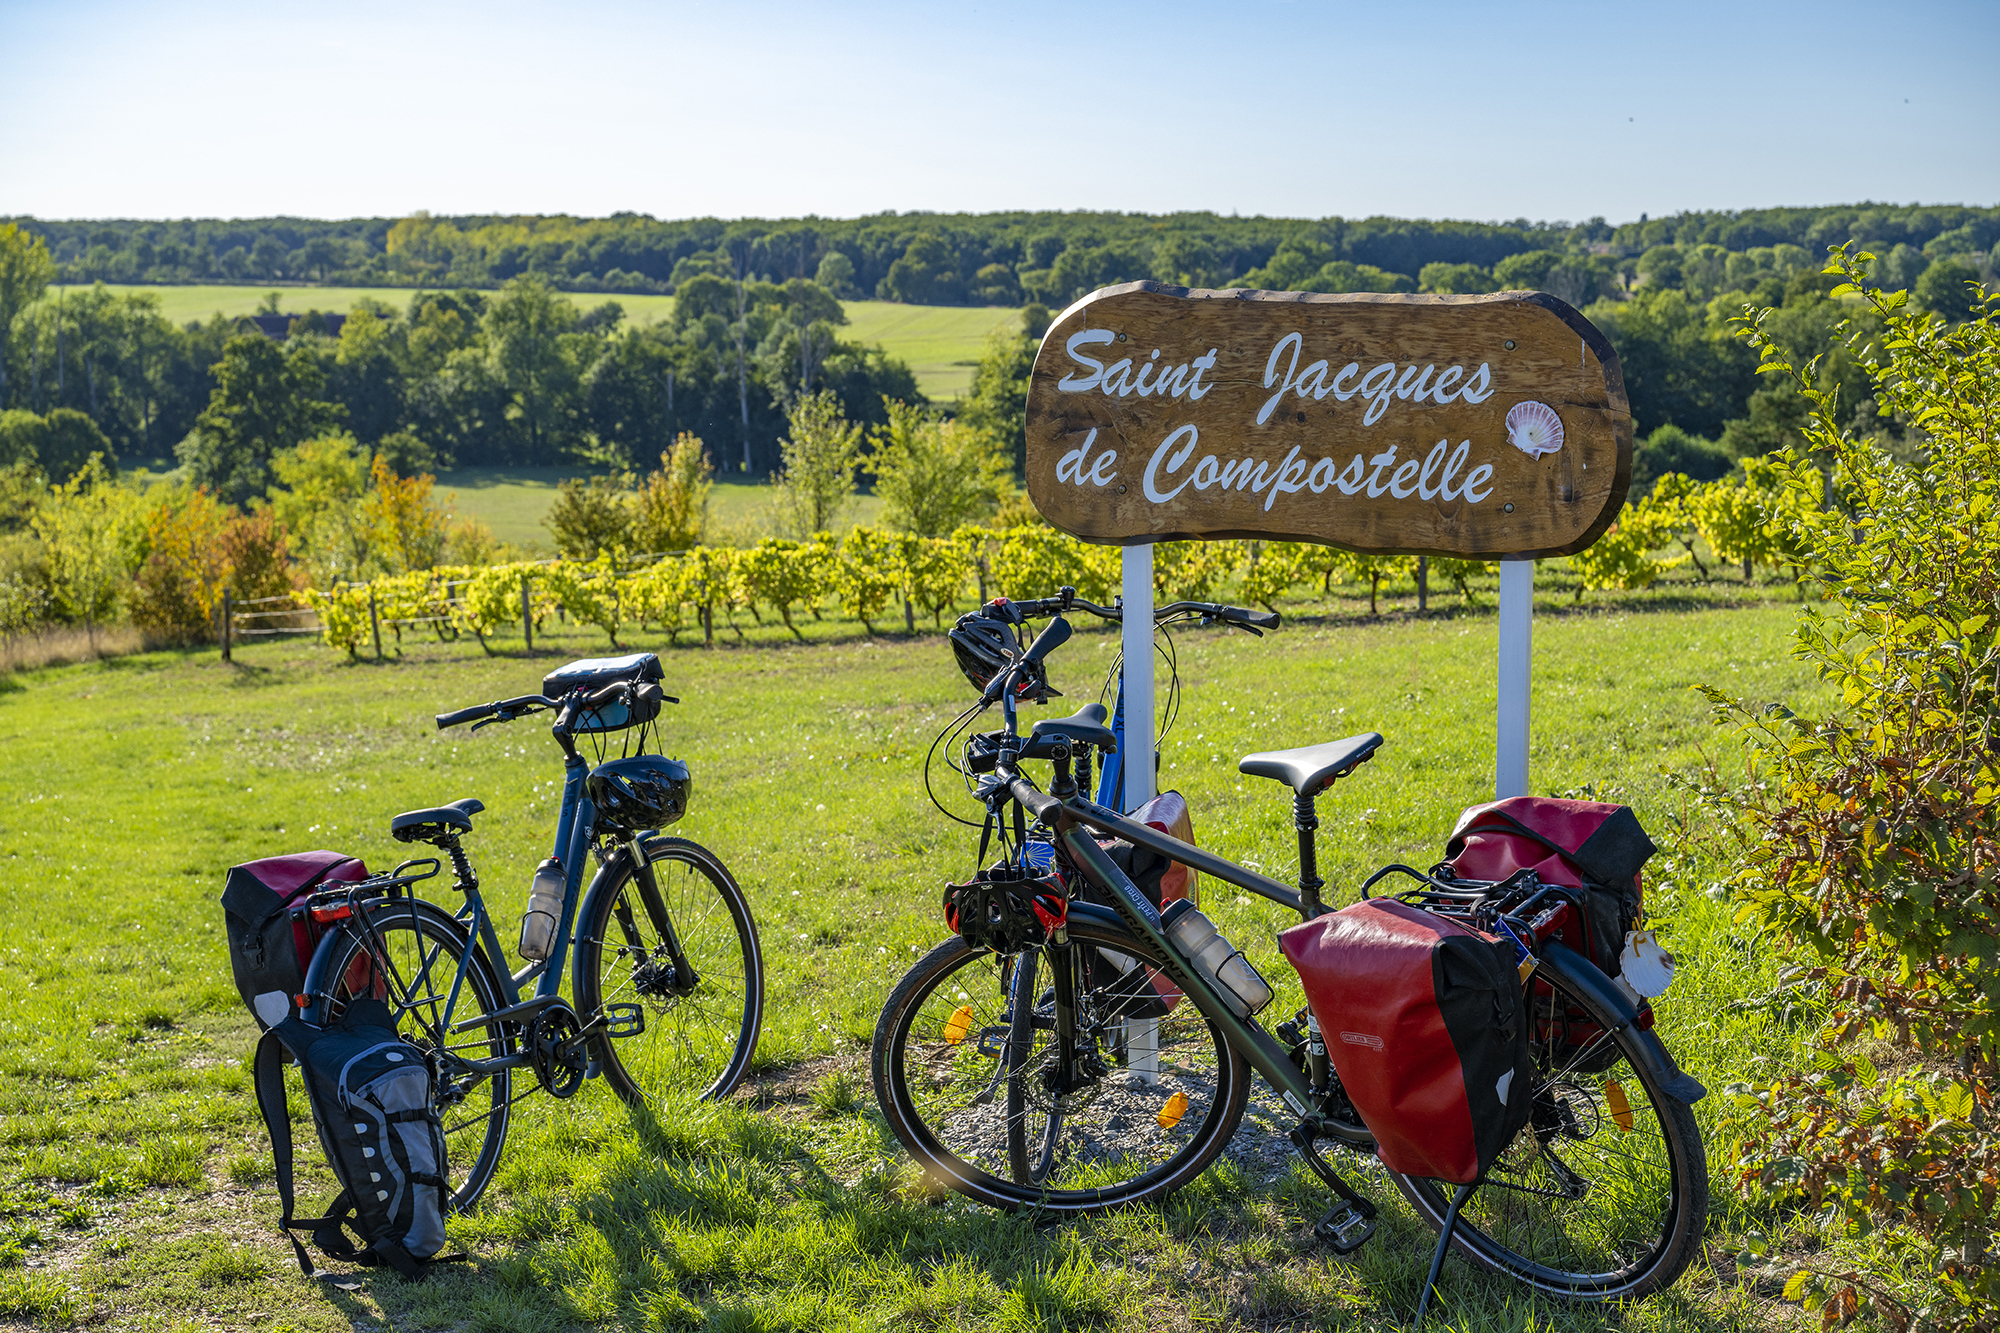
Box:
[572,846,637,985]
[1536,941,1707,1105]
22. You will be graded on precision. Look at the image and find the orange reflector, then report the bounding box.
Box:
[942,1005,974,1044]
[1157,1091,1189,1130]
[1604,1079,1634,1132]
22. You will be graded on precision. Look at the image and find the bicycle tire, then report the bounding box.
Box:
[316,897,514,1212]
[573,835,764,1108]
[1387,966,1709,1303]
[873,919,1251,1215]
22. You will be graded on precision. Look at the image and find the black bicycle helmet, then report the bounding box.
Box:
[586,755,693,832]
[949,614,1019,692]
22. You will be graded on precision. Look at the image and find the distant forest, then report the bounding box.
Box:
[8,204,1998,308]
[0,204,1994,487]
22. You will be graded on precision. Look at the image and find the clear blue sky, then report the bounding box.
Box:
[2,0,1995,224]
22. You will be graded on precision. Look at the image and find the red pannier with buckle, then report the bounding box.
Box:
[1442,796,1654,978]
[220,851,371,1030]
[1278,899,1533,1184]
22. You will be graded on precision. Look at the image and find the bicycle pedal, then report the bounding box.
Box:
[601,1003,645,1039]
[975,1027,1008,1058]
[1315,1202,1378,1254]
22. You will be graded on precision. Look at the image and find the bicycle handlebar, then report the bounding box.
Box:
[435,679,634,731]
[1009,776,1063,823]
[977,590,1277,634]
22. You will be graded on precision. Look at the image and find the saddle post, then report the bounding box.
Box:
[1294,790,1326,918]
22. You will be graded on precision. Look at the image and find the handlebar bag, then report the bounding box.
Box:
[543,653,664,733]
[1443,796,1654,979]
[1278,899,1532,1184]
[221,851,371,1031]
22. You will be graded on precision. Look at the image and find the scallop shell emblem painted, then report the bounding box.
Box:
[1505,400,1564,459]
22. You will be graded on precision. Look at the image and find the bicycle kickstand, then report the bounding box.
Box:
[1411,1180,1478,1326]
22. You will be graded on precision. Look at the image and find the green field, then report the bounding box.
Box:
[0,588,1829,1330]
[436,470,887,551]
[49,285,1020,402]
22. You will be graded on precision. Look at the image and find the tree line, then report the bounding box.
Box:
[0,224,920,481]
[11,203,1996,313]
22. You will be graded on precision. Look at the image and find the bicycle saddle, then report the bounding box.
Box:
[390,797,486,844]
[1238,733,1384,796]
[1029,703,1117,752]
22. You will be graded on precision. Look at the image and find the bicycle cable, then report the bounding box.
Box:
[922,699,991,830]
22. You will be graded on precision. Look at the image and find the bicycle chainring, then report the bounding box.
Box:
[528,1003,587,1099]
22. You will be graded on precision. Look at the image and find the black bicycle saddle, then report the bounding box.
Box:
[389,797,486,843]
[1237,734,1383,796]
[1029,703,1117,752]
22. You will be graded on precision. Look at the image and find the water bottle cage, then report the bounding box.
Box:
[942,866,1067,955]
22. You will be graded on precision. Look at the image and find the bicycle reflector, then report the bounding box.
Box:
[943,866,1067,954]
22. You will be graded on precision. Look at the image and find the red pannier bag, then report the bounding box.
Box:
[1278,899,1533,1184]
[220,851,371,1030]
[1082,791,1202,1021]
[1443,797,1654,979]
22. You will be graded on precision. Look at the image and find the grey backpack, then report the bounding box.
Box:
[253,997,453,1279]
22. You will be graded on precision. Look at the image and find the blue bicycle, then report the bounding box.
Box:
[295,653,764,1208]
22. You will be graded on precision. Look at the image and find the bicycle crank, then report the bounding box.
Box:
[528,1002,588,1098]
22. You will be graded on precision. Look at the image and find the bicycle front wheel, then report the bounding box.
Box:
[1388,964,1709,1303]
[316,897,514,1211]
[873,918,1251,1215]
[574,835,764,1108]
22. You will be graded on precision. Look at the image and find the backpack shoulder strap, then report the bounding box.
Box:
[253,1031,318,1278]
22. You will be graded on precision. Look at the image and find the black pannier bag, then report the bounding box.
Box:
[1440,796,1659,1076]
[1278,899,1533,1184]
[221,851,370,1030]
[253,998,452,1279]
[1439,796,1654,979]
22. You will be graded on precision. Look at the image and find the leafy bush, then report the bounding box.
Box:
[631,433,713,553]
[543,556,625,646]
[546,473,634,559]
[1567,495,1681,594]
[1698,249,1999,1326]
[835,527,900,633]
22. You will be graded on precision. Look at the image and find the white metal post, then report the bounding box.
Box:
[1495,559,1534,799]
[1119,544,1159,1080]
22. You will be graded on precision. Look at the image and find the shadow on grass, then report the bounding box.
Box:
[391,1087,1764,1333]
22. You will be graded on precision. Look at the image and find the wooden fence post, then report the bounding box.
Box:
[521,573,533,652]
[221,590,232,662]
[1416,556,1429,613]
[369,587,383,661]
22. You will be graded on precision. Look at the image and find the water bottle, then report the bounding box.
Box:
[1162,900,1273,1017]
[519,858,564,960]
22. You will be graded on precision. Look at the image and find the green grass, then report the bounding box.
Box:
[50,287,1018,401]
[436,470,887,552]
[0,581,1831,1329]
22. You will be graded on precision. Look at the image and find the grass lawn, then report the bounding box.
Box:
[50,287,1018,402]
[0,579,1830,1331]
[434,471,886,552]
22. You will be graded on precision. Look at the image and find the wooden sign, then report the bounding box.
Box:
[1023,283,1632,558]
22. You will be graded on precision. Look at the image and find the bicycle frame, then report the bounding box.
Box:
[300,706,695,1063]
[1027,787,1698,1134]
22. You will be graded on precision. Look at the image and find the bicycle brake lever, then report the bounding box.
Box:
[470,716,501,733]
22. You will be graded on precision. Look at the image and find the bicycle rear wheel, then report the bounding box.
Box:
[574,835,763,1108]
[873,918,1251,1215]
[1388,965,1709,1302]
[316,897,514,1211]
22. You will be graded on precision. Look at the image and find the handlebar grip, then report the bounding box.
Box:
[436,702,497,730]
[1221,604,1281,630]
[1010,778,1062,823]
